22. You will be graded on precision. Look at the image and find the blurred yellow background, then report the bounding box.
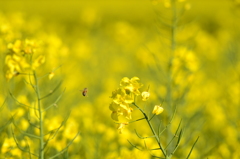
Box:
[0,0,240,158]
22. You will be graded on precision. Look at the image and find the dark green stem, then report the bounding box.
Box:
[133,103,167,157]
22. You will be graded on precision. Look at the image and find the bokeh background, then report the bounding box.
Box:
[0,0,240,158]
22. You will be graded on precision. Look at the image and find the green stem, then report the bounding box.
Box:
[133,103,167,157]
[166,0,177,155]
[33,71,44,159]
[171,0,177,52]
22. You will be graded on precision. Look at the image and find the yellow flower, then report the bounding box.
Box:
[1,137,22,157]
[32,55,45,69]
[152,105,164,115]
[117,122,129,134]
[4,39,39,81]
[49,71,55,80]
[7,39,37,55]
[109,77,143,121]
[120,77,143,96]
[109,102,133,121]
[8,40,22,53]
[23,39,37,54]
[142,91,150,101]
[111,88,134,105]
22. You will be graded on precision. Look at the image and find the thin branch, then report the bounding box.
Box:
[129,117,145,123]
[0,96,8,111]
[40,81,62,100]
[164,119,182,150]
[158,120,163,137]
[186,136,199,159]
[25,137,33,159]
[12,117,40,139]
[132,102,167,157]
[134,129,155,139]
[9,91,38,110]
[170,128,184,156]
[27,109,40,129]
[149,152,166,159]
[28,72,36,93]
[38,65,63,80]
[11,125,39,157]
[148,114,156,122]
[42,88,66,112]
[158,105,177,137]
[33,102,39,120]
[150,148,161,151]
[0,118,13,132]
[49,131,80,159]
[127,139,142,151]
[44,111,71,148]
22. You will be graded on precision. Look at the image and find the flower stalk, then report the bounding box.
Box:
[3,39,79,158]
[33,70,44,159]
[132,102,167,157]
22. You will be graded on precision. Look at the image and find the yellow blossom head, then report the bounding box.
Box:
[120,77,143,96]
[152,105,164,115]
[142,91,150,101]
[109,77,143,121]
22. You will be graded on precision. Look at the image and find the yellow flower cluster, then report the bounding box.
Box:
[109,77,143,121]
[4,39,45,81]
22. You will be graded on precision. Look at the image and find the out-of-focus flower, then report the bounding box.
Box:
[48,71,55,80]
[184,3,191,10]
[152,105,164,115]
[4,39,41,81]
[172,47,199,74]
[8,40,22,53]
[32,55,45,69]
[7,39,37,55]
[142,91,150,101]
[23,39,37,54]
[117,122,129,134]
[1,137,22,157]
[164,1,171,8]
[63,118,80,141]
[4,53,29,81]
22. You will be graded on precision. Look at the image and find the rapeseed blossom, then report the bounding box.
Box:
[109,77,143,121]
[4,39,44,81]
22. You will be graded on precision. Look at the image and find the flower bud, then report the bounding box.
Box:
[117,122,129,134]
[152,105,164,115]
[141,91,150,101]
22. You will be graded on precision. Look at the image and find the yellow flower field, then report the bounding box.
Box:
[0,0,239,158]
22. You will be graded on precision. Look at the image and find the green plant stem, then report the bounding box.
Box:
[133,103,167,158]
[166,0,177,155]
[33,71,44,159]
[171,0,177,52]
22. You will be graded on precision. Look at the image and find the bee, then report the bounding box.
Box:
[81,88,88,96]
